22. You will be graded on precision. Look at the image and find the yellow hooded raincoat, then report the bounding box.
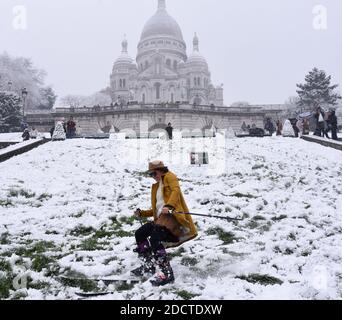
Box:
[140,171,197,247]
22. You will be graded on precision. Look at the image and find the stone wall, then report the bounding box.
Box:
[52,104,268,135]
[27,103,285,135]
[26,112,55,133]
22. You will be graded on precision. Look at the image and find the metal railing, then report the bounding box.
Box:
[50,103,274,115]
[26,109,52,115]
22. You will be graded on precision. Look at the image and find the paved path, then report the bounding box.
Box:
[0,139,49,163]
[302,135,342,151]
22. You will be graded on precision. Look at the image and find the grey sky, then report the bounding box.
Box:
[0,0,341,105]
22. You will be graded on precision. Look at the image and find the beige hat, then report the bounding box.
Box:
[148,160,166,172]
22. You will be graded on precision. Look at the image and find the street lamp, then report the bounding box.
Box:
[21,87,28,118]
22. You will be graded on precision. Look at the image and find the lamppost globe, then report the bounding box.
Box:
[21,87,28,98]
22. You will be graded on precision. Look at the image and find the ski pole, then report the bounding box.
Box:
[138,217,143,226]
[174,212,243,221]
[135,209,143,226]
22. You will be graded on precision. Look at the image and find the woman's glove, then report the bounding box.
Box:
[134,209,142,217]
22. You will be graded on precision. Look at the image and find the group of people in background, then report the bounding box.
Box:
[20,109,339,142]
[241,108,339,141]
[279,118,310,138]
[274,118,310,138]
[242,120,277,136]
[50,116,77,140]
[21,126,39,141]
[20,116,77,142]
[314,107,338,140]
[241,122,258,132]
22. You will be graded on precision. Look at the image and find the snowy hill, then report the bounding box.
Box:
[0,136,342,300]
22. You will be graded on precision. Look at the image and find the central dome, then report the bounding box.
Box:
[140,0,184,41]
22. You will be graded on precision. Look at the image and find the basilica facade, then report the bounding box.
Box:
[110,0,224,107]
[27,0,283,135]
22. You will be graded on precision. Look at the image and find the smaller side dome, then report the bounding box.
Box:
[186,33,208,68]
[114,37,134,67]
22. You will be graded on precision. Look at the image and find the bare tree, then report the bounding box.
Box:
[0,52,56,110]
[230,101,250,108]
[60,95,83,108]
[59,92,111,108]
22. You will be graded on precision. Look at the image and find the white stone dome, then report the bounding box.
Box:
[186,34,208,68]
[114,54,133,66]
[113,39,134,67]
[187,51,208,67]
[140,0,184,42]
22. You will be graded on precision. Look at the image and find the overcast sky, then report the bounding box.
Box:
[0,0,341,105]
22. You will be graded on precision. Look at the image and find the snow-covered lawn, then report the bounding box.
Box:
[0,136,341,300]
[0,132,51,141]
[0,133,22,143]
[0,139,45,156]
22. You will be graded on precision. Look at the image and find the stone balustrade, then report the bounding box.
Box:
[25,103,285,135]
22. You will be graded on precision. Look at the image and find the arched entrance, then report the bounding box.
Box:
[140,85,148,104]
[149,123,168,139]
[193,96,202,106]
[101,124,119,133]
[202,124,216,137]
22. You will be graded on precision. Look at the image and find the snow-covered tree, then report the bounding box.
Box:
[285,96,300,108]
[0,52,57,110]
[38,86,57,110]
[59,95,83,108]
[51,122,66,141]
[230,101,250,108]
[0,91,22,132]
[282,96,302,118]
[84,92,112,106]
[296,68,341,110]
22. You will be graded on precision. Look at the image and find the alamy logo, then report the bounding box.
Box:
[12,265,28,290]
[310,265,328,291]
[13,5,27,30]
[112,121,227,176]
[312,5,328,30]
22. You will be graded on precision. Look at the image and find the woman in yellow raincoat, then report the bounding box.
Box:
[132,160,197,286]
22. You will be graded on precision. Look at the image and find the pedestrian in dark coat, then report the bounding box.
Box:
[323,111,331,139]
[50,126,55,138]
[66,117,76,138]
[276,120,283,136]
[166,123,173,140]
[314,107,326,137]
[328,110,338,140]
[303,119,310,135]
[22,129,30,141]
[241,122,248,132]
[264,119,275,135]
